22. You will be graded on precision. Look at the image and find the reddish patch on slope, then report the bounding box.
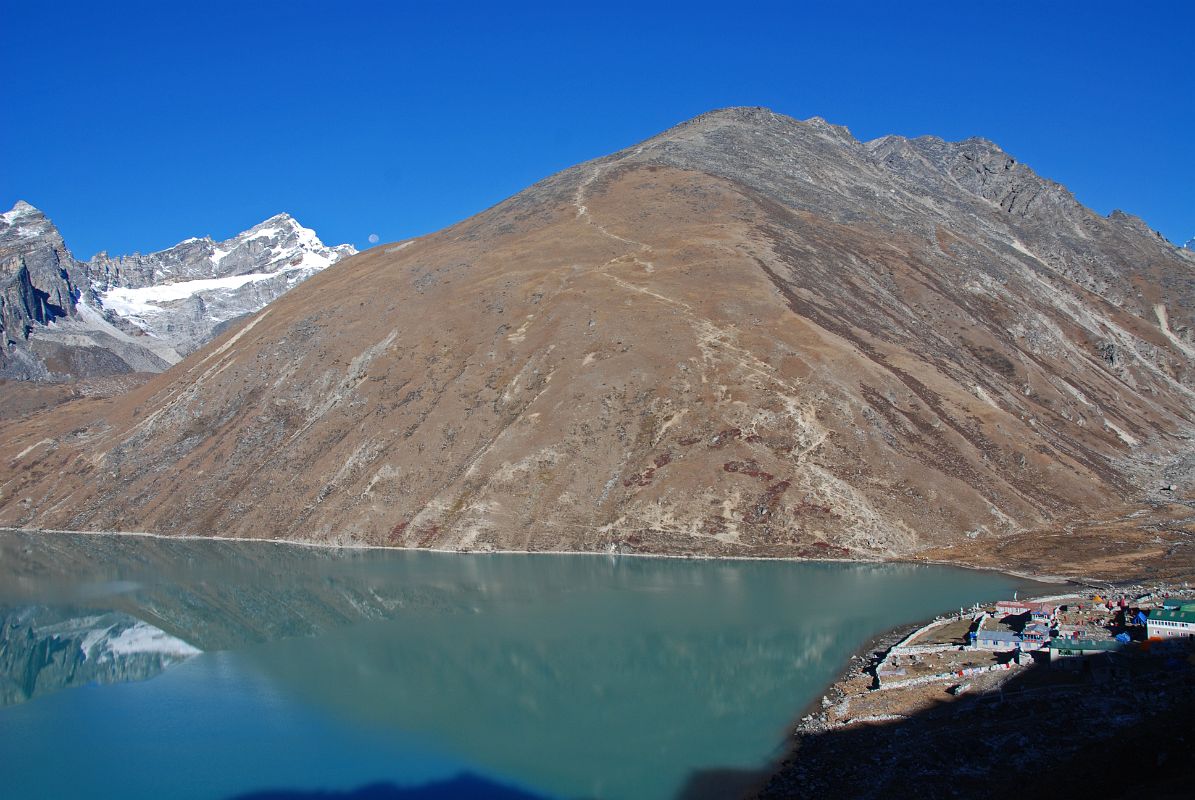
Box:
[792,500,839,518]
[743,479,791,524]
[624,468,657,488]
[625,452,674,488]
[723,460,774,482]
[415,523,441,548]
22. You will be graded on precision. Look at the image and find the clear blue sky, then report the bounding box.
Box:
[2,1,1192,257]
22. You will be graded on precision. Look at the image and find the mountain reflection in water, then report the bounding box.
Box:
[0,530,1051,800]
[0,606,199,705]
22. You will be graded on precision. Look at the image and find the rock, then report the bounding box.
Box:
[1,202,79,345]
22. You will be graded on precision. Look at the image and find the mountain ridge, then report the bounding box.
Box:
[0,108,1190,571]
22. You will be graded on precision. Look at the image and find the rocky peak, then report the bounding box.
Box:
[1107,209,1168,241]
[651,106,858,147]
[0,201,80,345]
[2,200,37,216]
[585,109,1176,327]
[1,200,51,231]
[670,106,784,130]
[86,212,358,356]
[0,201,71,263]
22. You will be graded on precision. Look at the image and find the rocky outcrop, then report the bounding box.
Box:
[0,108,1190,560]
[1,265,50,342]
[0,202,356,381]
[0,202,78,342]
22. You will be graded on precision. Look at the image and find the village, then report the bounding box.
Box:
[868,591,1195,695]
[762,586,1195,798]
[807,590,1195,727]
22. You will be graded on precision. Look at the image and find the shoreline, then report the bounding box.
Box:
[788,617,919,726]
[747,611,1003,799]
[748,589,1067,798]
[0,525,1073,584]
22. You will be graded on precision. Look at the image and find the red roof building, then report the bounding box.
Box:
[995,600,1032,617]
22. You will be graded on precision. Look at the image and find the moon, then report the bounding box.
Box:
[368,233,380,244]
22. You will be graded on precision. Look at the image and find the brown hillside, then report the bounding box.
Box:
[1,108,1192,563]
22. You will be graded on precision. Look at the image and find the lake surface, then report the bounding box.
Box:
[0,531,1051,799]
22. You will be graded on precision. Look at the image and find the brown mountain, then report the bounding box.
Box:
[1,108,1192,568]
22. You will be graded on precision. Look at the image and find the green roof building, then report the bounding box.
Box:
[1161,598,1195,610]
[1147,607,1195,640]
[1048,638,1122,667]
[1049,638,1123,655]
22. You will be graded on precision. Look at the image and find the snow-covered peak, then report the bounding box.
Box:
[91,213,356,285]
[1,200,41,223]
[1184,236,1194,251]
[216,214,355,277]
[0,200,61,248]
[90,212,357,356]
[257,211,299,226]
[1,203,358,379]
[242,213,300,242]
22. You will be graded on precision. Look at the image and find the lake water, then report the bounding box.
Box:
[0,530,1051,799]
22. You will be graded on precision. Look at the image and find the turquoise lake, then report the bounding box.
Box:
[0,530,1051,799]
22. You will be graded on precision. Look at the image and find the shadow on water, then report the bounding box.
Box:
[228,773,555,800]
[675,647,1195,800]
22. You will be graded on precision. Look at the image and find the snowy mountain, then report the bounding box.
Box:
[88,213,356,356]
[0,202,356,381]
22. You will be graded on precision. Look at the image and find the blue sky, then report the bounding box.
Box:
[2,1,1191,256]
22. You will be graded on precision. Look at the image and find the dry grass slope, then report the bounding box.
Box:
[1,109,1191,576]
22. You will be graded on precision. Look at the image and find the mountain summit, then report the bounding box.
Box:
[1,108,1191,564]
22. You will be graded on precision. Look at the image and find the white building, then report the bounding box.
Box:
[973,630,1020,651]
[1147,605,1195,639]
